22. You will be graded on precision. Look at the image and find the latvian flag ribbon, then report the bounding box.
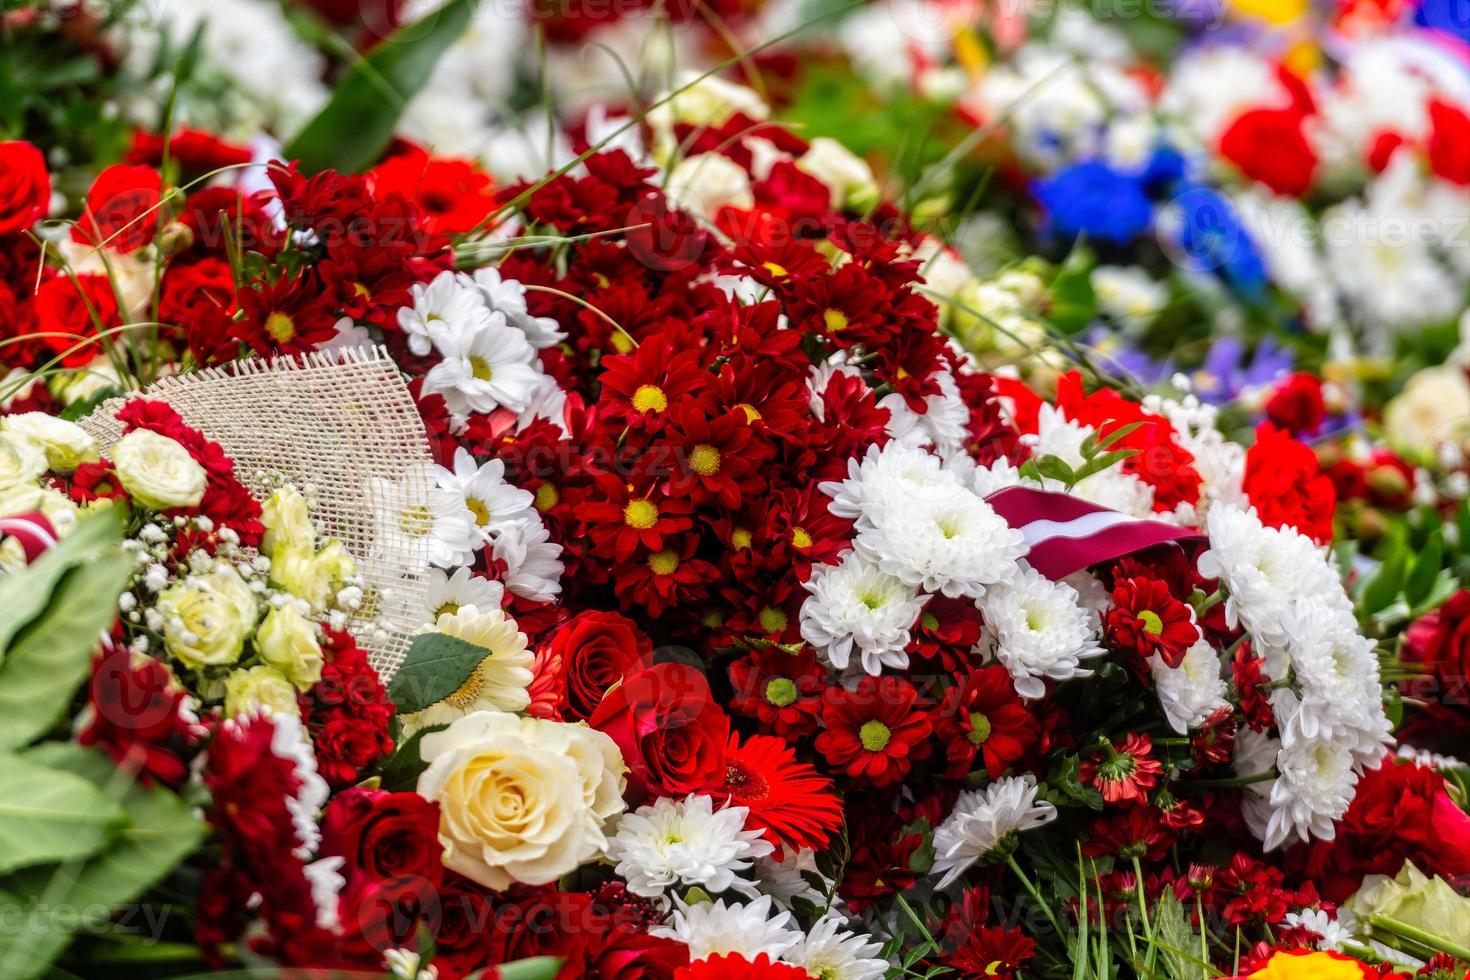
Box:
[0,511,59,566]
[984,486,1204,581]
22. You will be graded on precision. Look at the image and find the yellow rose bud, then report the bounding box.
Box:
[224,665,301,718]
[112,429,208,510]
[261,486,316,557]
[1,414,98,474]
[157,565,258,670]
[255,605,325,691]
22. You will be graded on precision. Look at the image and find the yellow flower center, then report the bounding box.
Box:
[469,356,494,382]
[534,483,559,512]
[1138,609,1164,636]
[967,712,993,746]
[731,528,753,550]
[735,403,761,423]
[632,384,668,413]
[265,312,295,344]
[823,308,849,332]
[765,677,798,707]
[623,499,659,529]
[762,261,788,278]
[791,526,813,550]
[648,549,679,575]
[859,720,892,752]
[434,602,461,619]
[689,444,721,477]
[757,606,788,633]
[466,498,490,526]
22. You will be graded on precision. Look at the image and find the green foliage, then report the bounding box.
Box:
[283,0,476,174]
[386,631,489,713]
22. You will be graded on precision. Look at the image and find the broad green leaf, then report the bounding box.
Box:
[378,722,449,792]
[0,744,205,980]
[386,632,488,713]
[1048,245,1096,336]
[1406,534,1444,609]
[1360,551,1406,617]
[489,958,566,980]
[282,0,476,174]
[0,527,133,750]
[0,751,124,875]
[0,506,123,654]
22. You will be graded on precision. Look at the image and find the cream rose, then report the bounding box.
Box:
[256,605,325,690]
[269,537,355,613]
[663,153,754,222]
[1384,366,1470,457]
[224,665,301,718]
[1,414,98,473]
[0,431,47,489]
[261,486,316,557]
[157,565,258,669]
[417,710,626,890]
[112,429,208,510]
[649,73,768,161]
[797,137,880,212]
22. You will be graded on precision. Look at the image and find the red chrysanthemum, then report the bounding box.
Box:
[935,664,1037,779]
[1079,733,1163,805]
[1103,575,1198,668]
[728,646,827,740]
[816,674,932,788]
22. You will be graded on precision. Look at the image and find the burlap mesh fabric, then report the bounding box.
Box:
[79,346,433,680]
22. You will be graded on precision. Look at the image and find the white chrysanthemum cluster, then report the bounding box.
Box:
[608,794,774,899]
[652,895,887,978]
[979,565,1107,700]
[803,442,1028,674]
[1200,505,1392,850]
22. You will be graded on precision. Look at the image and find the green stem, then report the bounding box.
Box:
[1369,914,1470,961]
[1008,855,1066,938]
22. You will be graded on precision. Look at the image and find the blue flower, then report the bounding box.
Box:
[1033,161,1154,245]
[1416,0,1470,46]
[1166,187,1267,296]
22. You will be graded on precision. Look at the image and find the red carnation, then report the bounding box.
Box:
[368,146,497,235]
[816,674,932,788]
[675,954,811,979]
[1264,372,1327,437]
[1103,575,1198,668]
[1428,98,1470,186]
[1242,423,1336,544]
[545,609,653,721]
[0,141,49,235]
[589,662,729,802]
[79,640,201,789]
[1219,107,1317,197]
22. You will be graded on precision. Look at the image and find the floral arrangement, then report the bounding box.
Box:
[0,2,1468,979]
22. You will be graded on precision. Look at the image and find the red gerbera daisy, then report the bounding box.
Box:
[816,675,932,788]
[368,145,497,236]
[712,733,844,853]
[935,665,1038,780]
[1103,575,1198,669]
[1079,733,1163,806]
[674,953,811,979]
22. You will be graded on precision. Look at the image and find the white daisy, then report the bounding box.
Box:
[1283,908,1354,953]
[492,517,564,602]
[471,267,565,349]
[1150,638,1229,734]
[787,915,888,980]
[651,895,803,962]
[397,269,493,358]
[422,314,543,420]
[979,566,1104,699]
[608,794,773,898]
[426,565,505,620]
[800,552,926,675]
[434,448,536,545]
[370,466,480,569]
[931,776,1058,889]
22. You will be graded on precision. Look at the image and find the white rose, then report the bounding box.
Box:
[2,413,99,473]
[797,137,879,211]
[112,429,207,510]
[157,565,258,669]
[664,153,753,221]
[649,73,769,160]
[1384,366,1470,457]
[0,430,48,490]
[417,710,626,890]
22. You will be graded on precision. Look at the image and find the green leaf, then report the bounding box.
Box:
[1048,245,1096,336]
[0,514,133,750]
[0,506,123,654]
[1406,534,1444,609]
[1030,454,1077,484]
[1094,421,1147,453]
[282,0,476,174]
[378,723,449,792]
[0,744,205,980]
[386,632,488,713]
[1360,550,1407,617]
[484,958,566,980]
[0,751,125,875]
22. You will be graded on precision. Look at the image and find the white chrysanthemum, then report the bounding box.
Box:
[1260,723,1360,850]
[966,456,1033,498]
[471,267,565,349]
[855,479,1026,599]
[787,915,888,980]
[820,441,949,525]
[435,448,536,546]
[1150,639,1229,735]
[754,850,830,910]
[979,566,1104,699]
[652,896,803,963]
[426,566,505,620]
[800,552,926,675]
[608,794,773,898]
[1234,727,1282,845]
[1271,599,1388,755]
[398,269,493,358]
[423,314,543,420]
[880,368,970,456]
[1196,506,1345,646]
[931,776,1057,889]
[492,518,564,602]
[254,713,329,860]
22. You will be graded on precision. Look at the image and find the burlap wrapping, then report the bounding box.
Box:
[79,346,434,681]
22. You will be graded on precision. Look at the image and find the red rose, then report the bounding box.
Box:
[547,609,654,721]
[158,257,237,359]
[1428,98,1470,186]
[1242,423,1335,544]
[1219,107,1318,198]
[0,141,49,236]
[29,273,120,369]
[1401,589,1470,743]
[73,164,164,253]
[589,662,729,802]
[320,787,443,886]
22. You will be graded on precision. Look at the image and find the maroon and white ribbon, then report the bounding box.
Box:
[0,511,59,565]
[984,486,1203,580]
